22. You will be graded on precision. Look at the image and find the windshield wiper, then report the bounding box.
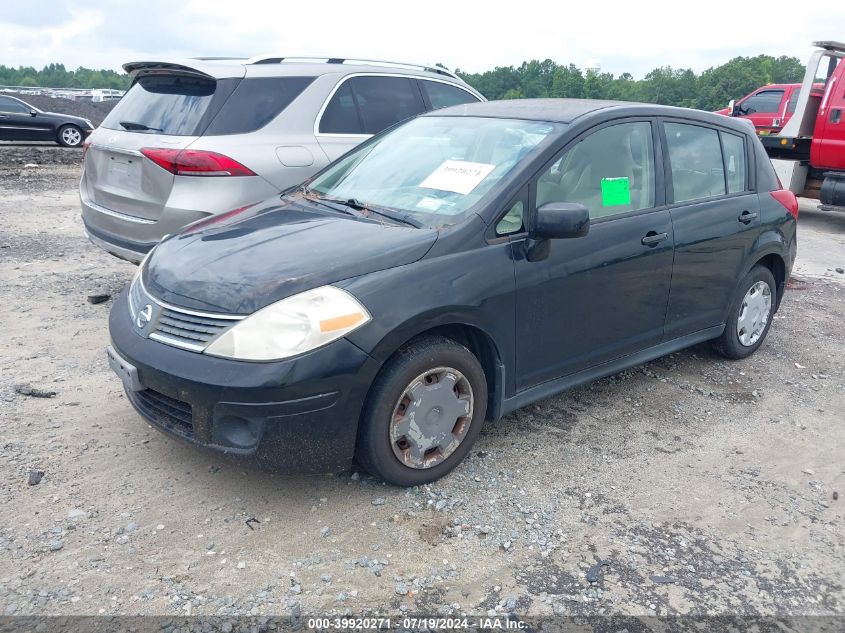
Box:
[333,197,423,228]
[119,120,162,131]
[295,187,357,216]
[295,188,422,228]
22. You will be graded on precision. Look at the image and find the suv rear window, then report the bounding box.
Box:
[102,75,313,137]
[204,76,315,135]
[101,75,220,136]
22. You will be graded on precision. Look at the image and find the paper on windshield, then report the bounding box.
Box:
[420,160,496,195]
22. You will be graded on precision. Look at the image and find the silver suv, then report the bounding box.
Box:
[80,56,484,262]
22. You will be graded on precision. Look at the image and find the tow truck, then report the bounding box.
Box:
[721,42,845,212]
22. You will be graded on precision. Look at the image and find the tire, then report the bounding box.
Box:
[356,336,487,486]
[712,265,777,360]
[57,125,83,148]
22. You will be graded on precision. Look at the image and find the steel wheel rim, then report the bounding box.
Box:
[389,366,474,470]
[62,128,81,146]
[736,281,772,346]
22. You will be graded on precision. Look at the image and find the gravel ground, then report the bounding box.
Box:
[0,151,843,619]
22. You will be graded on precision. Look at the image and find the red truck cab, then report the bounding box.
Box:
[810,62,845,171]
[715,83,825,135]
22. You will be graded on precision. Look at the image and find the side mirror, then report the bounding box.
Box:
[30,110,37,117]
[727,100,736,116]
[532,202,590,240]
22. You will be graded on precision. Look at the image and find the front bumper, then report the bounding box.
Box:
[108,289,380,472]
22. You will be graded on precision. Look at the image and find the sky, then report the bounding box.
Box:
[1,0,843,78]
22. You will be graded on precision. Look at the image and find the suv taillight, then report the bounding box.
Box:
[771,189,799,219]
[82,137,92,159]
[140,148,255,177]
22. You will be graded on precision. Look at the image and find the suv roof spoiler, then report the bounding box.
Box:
[122,60,247,80]
[245,55,461,80]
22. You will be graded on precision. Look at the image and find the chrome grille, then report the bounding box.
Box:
[127,275,244,353]
[151,308,238,350]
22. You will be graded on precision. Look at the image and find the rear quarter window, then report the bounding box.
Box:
[421,80,479,110]
[204,76,315,135]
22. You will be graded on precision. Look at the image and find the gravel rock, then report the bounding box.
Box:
[27,470,44,485]
[14,384,56,398]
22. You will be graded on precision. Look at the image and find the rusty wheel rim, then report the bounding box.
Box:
[389,366,474,470]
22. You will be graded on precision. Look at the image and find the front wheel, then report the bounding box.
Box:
[356,336,487,486]
[712,265,776,359]
[57,125,83,147]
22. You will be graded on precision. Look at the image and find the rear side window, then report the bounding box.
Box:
[0,97,29,113]
[319,76,425,135]
[786,90,800,113]
[665,123,726,202]
[421,80,479,110]
[720,132,747,194]
[740,89,783,114]
[204,77,315,135]
[101,75,218,136]
[319,82,361,134]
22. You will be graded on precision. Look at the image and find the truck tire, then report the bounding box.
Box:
[819,172,845,212]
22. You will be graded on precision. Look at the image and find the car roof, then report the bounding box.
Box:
[123,57,469,84]
[427,98,758,132]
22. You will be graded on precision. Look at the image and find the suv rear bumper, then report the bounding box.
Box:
[79,174,279,263]
[83,218,155,263]
[80,184,211,263]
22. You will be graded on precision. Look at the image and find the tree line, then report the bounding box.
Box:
[0,63,130,90]
[456,55,806,111]
[0,54,806,111]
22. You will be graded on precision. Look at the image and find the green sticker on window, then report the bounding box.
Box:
[600,177,631,206]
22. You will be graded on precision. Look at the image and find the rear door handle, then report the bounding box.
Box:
[641,231,668,247]
[738,210,758,224]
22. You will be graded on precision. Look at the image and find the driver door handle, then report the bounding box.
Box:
[641,231,668,246]
[738,210,758,224]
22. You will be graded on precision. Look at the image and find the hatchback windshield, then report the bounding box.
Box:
[308,116,556,224]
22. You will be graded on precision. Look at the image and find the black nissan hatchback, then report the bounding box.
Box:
[107,99,798,486]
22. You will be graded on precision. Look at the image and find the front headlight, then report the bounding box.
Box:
[204,286,371,361]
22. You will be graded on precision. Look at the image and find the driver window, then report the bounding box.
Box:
[536,121,655,219]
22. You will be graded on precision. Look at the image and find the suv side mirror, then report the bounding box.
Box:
[30,110,37,117]
[532,202,590,240]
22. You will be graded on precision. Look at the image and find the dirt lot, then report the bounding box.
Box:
[0,148,843,619]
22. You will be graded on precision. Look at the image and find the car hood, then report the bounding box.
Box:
[143,196,438,314]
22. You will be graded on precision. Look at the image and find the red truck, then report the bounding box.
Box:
[714,82,824,136]
[719,41,845,211]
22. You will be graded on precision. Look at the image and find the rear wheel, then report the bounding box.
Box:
[57,125,83,147]
[356,336,487,486]
[712,265,776,359]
